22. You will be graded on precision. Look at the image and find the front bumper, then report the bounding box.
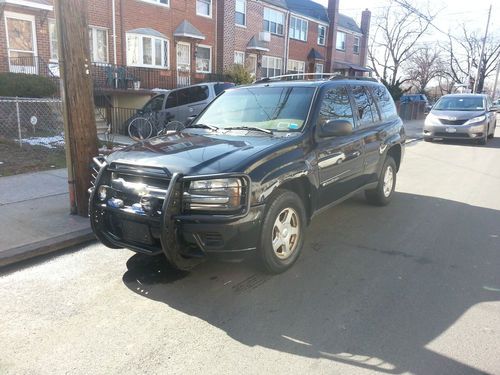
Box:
[423,122,487,140]
[89,162,264,268]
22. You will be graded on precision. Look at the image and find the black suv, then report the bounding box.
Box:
[90,77,405,273]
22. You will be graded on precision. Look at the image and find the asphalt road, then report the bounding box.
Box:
[1,128,500,375]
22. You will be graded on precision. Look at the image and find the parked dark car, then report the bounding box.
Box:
[89,77,405,273]
[423,94,497,144]
[401,93,431,113]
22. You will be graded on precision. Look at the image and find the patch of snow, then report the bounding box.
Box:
[22,134,65,149]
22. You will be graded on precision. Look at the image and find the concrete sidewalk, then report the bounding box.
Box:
[0,169,94,267]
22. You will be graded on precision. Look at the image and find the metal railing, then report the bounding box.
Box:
[95,106,139,135]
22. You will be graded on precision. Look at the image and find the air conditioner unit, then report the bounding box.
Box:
[259,31,271,42]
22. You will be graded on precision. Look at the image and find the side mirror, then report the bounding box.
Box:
[185,115,197,125]
[319,119,353,137]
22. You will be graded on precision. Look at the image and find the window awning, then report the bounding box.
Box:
[333,62,372,72]
[174,20,205,40]
[127,28,168,39]
[0,0,52,11]
[307,48,325,61]
[246,36,269,52]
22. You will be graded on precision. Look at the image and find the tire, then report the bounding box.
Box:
[488,123,495,139]
[258,190,306,274]
[128,117,153,140]
[477,132,487,145]
[365,156,397,206]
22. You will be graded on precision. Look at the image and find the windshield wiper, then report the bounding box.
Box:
[225,126,273,134]
[186,123,219,131]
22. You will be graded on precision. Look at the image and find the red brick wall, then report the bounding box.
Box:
[334,30,362,66]
[288,16,328,73]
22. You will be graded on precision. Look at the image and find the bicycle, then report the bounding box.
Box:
[128,112,185,141]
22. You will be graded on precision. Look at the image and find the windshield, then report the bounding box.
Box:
[433,96,484,111]
[194,86,315,132]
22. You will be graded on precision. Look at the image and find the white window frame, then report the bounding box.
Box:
[353,36,360,54]
[126,33,169,69]
[234,51,245,65]
[196,0,212,18]
[336,31,346,51]
[138,0,169,7]
[289,16,308,42]
[89,26,109,63]
[317,25,326,46]
[235,0,246,27]
[263,8,285,36]
[48,18,58,61]
[315,63,324,74]
[287,59,305,78]
[261,55,282,78]
[4,12,38,63]
[195,44,212,73]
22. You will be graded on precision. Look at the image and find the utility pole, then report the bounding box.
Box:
[492,59,500,100]
[55,0,98,217]
[473,4,492,94]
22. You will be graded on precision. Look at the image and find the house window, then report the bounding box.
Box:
[140,0,169,6]
[315,63,324,74]
[196,45,211,73]
[289,16,308,42]
[235,0,246,26]
[261,55,282,77]
[287,59,305,78]
[126,33,169,68]
[89,27,108,63]
[196,0,211,17]
[336,31,346,51]
[353,36,360,54]
[234,51,245,65]
[263,8,284,35]
[48,19,58,61]
[318,25,326,46]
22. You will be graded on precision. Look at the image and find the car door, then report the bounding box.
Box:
[351,84,384,184]
[172,87,191,122]
[159,90,179,124]
[316,84,364,208]
[186,85,210,118]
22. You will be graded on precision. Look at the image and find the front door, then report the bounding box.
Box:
[176,42,191,87]
[246,54,257,78]
[5,12,38,74]
[316,85,364,208]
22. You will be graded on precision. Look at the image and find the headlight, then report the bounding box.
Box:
[424,113,439,126]
[465,115,486,125]
[183,177,246,213]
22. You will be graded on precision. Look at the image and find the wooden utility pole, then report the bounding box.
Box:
[55,0,98,217]
[473,4,492,94]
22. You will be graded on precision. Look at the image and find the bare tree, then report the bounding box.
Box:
[405,46,442,93]
[441,26,500,92]
[368,0,436,98]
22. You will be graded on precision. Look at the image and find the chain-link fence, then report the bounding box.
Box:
[0,97,66,176]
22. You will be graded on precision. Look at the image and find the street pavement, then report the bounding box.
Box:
[1,129,500,374]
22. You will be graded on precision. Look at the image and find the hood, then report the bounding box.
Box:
[105,130,296,175]
[430,109,485,120]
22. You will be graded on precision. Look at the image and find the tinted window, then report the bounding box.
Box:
[371,85,397,121]
[165,92,178,109]
[143,94,165,112]
[318,86,354,127]
[189,85,209,103]
[351,85,379,126]
[214,83,235,96]
[176,88,191,106]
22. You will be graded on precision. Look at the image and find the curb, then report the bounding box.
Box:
[0,228,95,268]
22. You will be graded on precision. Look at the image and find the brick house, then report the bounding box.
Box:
[0,0,371,90]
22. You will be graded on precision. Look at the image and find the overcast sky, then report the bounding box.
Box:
[315,0,499,41]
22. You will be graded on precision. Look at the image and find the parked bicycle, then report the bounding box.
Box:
[128,112,185,141]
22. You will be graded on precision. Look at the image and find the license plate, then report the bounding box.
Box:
[445,127,457,133]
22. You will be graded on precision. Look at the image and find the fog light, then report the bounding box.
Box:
[98,186,108,201]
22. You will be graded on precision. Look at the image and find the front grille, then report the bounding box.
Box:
[439,118,467,125]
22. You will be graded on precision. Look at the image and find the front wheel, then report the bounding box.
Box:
[258,190,306,274]
[365,156,397,206]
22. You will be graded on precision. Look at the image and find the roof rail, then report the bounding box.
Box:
[253,73,378,84]
[254,73,342,84]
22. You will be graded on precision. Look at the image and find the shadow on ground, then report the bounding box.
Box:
[122,192,500,374]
